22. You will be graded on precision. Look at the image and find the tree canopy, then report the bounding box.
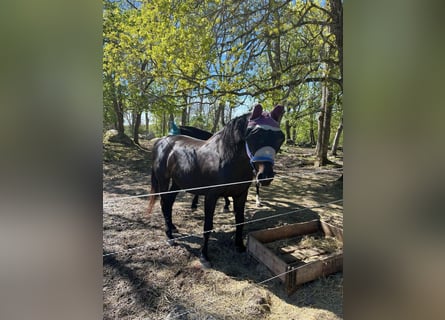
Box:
[103,0,343,159]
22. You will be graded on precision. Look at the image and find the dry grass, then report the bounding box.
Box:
[265,232,342,266]
[103,140,343,319]
[299,234,342,253]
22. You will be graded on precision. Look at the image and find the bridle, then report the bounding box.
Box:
[245,141,275,174]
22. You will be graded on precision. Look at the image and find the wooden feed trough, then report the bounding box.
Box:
[247,219,343,295]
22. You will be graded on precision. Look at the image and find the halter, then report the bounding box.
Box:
[245,104,283,172]
[245,142,275,173]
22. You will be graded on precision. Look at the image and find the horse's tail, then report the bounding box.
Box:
[147,167,159,216]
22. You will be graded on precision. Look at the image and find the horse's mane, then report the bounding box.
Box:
[221,113,250,142]
[209,113,250,161]
[179,126,212,140]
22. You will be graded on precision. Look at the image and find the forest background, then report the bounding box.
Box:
[103,0,343,166]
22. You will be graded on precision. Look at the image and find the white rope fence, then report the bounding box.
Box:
[103,199,342,257]
[103,177,269,202]
[102,167,343,204]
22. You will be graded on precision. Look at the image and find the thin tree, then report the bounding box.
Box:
[331,115,343,155]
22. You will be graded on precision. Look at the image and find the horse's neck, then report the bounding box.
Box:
[212,115,249,163]
[215,137,244,158]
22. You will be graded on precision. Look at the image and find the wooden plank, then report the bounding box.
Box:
[247,219,343,296]
[285,265,298,294]
[279,245,300,254]
[280,253,304,264]
[285,252,343,295]
[247,235,287,281]
[320,221,343,242]
[250,219,320,243]
[294,260,324,286]
[321,252,343,276]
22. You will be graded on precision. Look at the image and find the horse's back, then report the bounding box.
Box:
[152,135,207,173]
[153,135,205,154]
[152,135,222,191]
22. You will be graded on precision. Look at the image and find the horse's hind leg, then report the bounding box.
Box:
[223,196,231,212]
[191,194,199,210]
[160,183,179,241]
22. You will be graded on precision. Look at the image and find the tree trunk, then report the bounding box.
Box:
[309,113,316,146]
[329,0,343,86]
[126,113,134,135]
[145,112,149,133]
[181,95,188,126]
[285,119,291,142]
[220,102,226,126]
[199,95,204,119]
[111,82,125,137]
[315,5,338,166]
[284,106,292,143]
[107,78,132,145]
[181,107,187,126]
[291,105,297,141]
[112,98,125,136]
[133,111,142,145]
[321,87,333,157]
[331,116,343,155]
[315,81,333,167]
[187,104,191,124]
[315,105,323,156]
[162,112,167,136]
[211,102,223,133]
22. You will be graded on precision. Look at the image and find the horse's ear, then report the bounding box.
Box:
[250,104,263,120]
[271,105,285,124]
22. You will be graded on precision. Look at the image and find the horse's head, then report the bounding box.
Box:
[245,104,285,186]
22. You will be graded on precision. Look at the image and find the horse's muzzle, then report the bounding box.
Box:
[255,162,275,186]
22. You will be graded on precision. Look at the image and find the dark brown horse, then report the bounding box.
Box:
[178,126,265,209]
[148,104,285,267]
[177,126,231,211]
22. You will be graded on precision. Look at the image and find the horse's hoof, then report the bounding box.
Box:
[256,202,263,208]
[191,206,198,212]
[167,239,176,246]
[199,257,212,269]
[199,253,212,269]
[167,224,179,234]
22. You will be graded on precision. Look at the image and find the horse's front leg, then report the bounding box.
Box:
[200,195,217,268]
[255,182,262,207]
[161,183,179,242]
[233,191,248,252]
